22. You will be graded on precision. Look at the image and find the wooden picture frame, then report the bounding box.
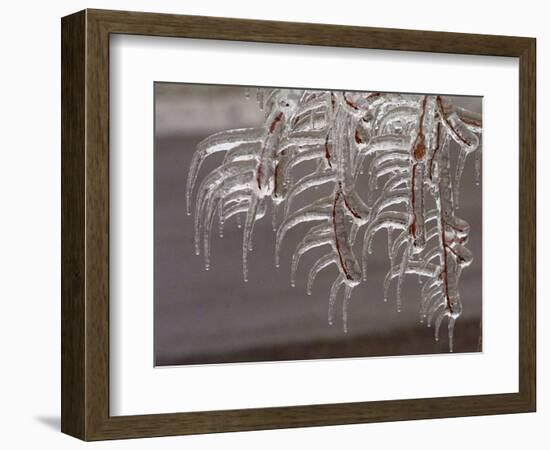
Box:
[61,8,536,441]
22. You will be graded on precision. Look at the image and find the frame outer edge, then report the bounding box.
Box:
[60,8,537,440]
[61,10,87,440]
[518,38,536,411]
[84,8,112,440]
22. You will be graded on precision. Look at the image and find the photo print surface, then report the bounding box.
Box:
[154,83,483,366]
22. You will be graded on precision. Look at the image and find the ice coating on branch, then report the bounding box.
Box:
[290,224,332,287]
[186,89,482,352]
[275,198,332,268]
[308,253,337,295]
[283,171,336,217]
[186,129,264,215]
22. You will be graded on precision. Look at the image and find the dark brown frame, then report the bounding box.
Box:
[61,8,536,441]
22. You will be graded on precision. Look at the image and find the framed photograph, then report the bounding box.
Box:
[61,9,536,440]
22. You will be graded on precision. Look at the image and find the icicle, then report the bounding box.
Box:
[203,196,222,271]
[307,254,336,295]
[474,147,482,186]
[454,148,467,209]
[290,225,332,287]
[283,172,336,218]
[242,196,259,282]
[350,222,359,244]
[362,193,409,277]
[448,316,456,352]
[382,268,393,302]
[425,296,443,325]
[218,217,225,238]
[193,161,256,256]
[275,201,331,268]
[217,199,225,238]
[434,311,445,341]
[363,211,408,261]
[368,168,378,192]
[368,189,410,219]
[342,284,353,333]
[328,275,345,326]
[366,172,375,205]
[390,229,408,257]
[187,130,261,215]
[271,201,279,231]
[396,241,412,312]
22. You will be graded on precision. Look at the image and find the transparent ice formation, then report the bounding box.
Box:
[186,88,482,352]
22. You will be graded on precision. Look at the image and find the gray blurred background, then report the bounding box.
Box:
[154,83,482,366]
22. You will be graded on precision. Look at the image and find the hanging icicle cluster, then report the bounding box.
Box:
[186,88,482,352]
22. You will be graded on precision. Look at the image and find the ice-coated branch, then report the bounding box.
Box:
[186,88,482,352]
